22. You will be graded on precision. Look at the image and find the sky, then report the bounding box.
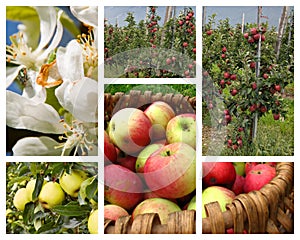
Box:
[104,6,196,27]
[204,6,294,29]
[105,6,293,29]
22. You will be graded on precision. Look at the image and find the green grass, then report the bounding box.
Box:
[105,84,196,97]
[203,98,294,156]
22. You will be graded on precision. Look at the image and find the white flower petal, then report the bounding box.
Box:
[22,70,47,103]
[55,77,98,122]
[37,10,64,62]
[56,40,84,82]
[6,90,64,134]
[70,6,98,27]
[6,65,24,88]
[12,136,68,156]
[33,7,57,55]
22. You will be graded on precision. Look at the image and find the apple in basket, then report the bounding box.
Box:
[166,113,196,149]
[144,142,196,199]
[144,101,176,140]
[104,164,144,210]
[243,163,276,193]
[202,186,235,218]
[132,198,181,224]
[104,204,129,221]
[202,162,236,188]
[104,130,117,165]
[108,108,152,155]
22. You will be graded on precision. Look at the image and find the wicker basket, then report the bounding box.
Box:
[203,162,294,234]
[104,91,293,234]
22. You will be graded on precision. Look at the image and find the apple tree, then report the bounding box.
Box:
[202,13,293,153]
[6,162,98,234]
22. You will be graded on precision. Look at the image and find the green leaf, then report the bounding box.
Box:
[6,6,38,22]
[45,86,63,113]
[7,176,30,188]
[60,11,80,37]
[32,174,45,201]
[36,222,61,234]
[23,202,35,225]
[52,202,91,216]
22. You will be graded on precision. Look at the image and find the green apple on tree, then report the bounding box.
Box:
[26,178,47,201]
[59,169,88,197]
[88,209,98,234]
[13,188,30,211]
[38,182,65,209]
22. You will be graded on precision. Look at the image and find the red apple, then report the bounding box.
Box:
[230,89,238,96]
[253,33,261,41]
[202,186,235,218]
[166,58,172,65]
[273,113,280,120]
[104,164,144,210]
[144,142,196,199]
[223,72,230,79]
[250,61,256,69]
[222,46,227,52]
[260,105,267,113]
[263,73,268,79]
[243,32,249,39]
[104,130,117,165]
[230,74,237,81]
[220,79,225,85]
[202,162,236,188]
[183,42,188,47]
[206,30,213,35]
[108,108,152,155]
[135,143,164,173]
[132,198,181,224]
[249,104,257,112]
[231,175,245,195]
[144,101,175,140]
[104,204,129,221]
[166,113,196,149]
[245,162,259,175]
[275,85,281,92]
[250,28,257,35]
[243,164,276,193]
[116,155,137,172]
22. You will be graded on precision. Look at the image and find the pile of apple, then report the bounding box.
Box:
[104,101,196,224]
[202,162,277,233]
[12,169,98,234]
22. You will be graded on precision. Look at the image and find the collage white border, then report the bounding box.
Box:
[1,0,298,239]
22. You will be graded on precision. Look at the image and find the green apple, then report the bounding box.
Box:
[233,162,245,176]
[187,195,196,210]
[166,113,196,149]
[59,169,88,197]
[13,188,30,211]
[26,179,47,201]
[38,182,65,209]
[132,198,181,224]
[202,186,235,218]
[135,143,164,173]
[88,209,98,234]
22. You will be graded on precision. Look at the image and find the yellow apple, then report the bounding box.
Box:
[38,182,65,209]
[13,188,30,211]
[26,179,47,201]
[59,169,88,197]
[88,209,98,234]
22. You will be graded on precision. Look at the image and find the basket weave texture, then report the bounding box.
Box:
[203,162,294,234]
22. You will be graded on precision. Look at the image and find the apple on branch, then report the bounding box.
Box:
[38,182,65,209]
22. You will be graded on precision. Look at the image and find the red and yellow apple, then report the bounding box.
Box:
[166,113,196,149]
[144,101,175,140]
[104,164,144,210]
[108,108,152,155]
[104,130,117,165]
[104,204,129,221]
[144,142,196,199]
